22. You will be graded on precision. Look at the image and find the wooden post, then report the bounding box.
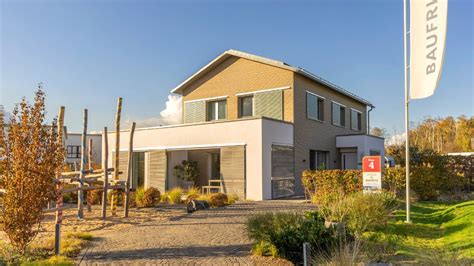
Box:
[124,122,136,218]
[78,109,88,219]
[87,138,93,212]
[54,106,65,255]
[101,127,109,220]
[111,97,122,215]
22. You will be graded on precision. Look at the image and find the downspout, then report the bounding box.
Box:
[367,105,374,134]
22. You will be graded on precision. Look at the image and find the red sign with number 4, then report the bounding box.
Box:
[363,156,381,173]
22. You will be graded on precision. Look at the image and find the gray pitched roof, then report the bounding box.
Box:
[171,49,373,107]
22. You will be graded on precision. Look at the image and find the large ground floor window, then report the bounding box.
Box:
[309,150,329,170]
[132,152,145,189]
[271,144,295,198]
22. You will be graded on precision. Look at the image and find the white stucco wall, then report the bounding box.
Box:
[336,135,385,169]
[261,119,295,200]
[104,117,293,200]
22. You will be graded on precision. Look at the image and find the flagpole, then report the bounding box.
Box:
[403,0,411,223]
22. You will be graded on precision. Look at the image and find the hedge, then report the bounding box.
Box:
[302,169,362,204]
[303,162,469,202]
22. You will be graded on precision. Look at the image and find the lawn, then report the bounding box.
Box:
[379,200,474,262]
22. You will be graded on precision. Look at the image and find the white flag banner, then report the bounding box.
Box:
[410,0,448,99]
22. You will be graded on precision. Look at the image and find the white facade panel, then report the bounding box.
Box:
[105,118,294,200]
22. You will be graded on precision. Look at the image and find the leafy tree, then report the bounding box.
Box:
[0,88,64,253]
[370,127,387,138]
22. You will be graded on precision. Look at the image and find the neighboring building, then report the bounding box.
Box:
[65,133,102,169]
[105,50,384,200]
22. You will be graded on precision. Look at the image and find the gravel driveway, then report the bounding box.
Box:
[78,199,313,265]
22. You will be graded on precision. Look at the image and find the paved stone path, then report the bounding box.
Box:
[79,199,313,265]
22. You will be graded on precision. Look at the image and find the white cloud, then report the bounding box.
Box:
[126,95,182,128]
[386,133,405,146]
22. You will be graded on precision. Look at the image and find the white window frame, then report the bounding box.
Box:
[238,95,254,118]
[207,100,227,121]
[350,108,362,131]
[331,101,346,127]
[306,91,325,122]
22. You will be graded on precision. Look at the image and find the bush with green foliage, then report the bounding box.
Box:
[173,160,199,182]
[361,232,400,263]
[209,193,228,207]
[246,211,337,263]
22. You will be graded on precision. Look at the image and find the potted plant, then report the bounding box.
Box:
[173,160,199,190]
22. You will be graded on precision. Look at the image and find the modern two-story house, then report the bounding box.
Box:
[105,50,384,200]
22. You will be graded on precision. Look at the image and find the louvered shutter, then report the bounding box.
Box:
[147,150,167,192]
[254,90,283,120]
[220,146,246,199]
[112,151,129,181]
[184,101,206,123]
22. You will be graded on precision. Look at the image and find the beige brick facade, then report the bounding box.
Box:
[177,53,370,196]
[292,74,367,194]
[182,57,294,122]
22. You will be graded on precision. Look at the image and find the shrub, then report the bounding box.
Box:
[319,192,391,237]
[173,160,199,182]
[252,241,278,257]
[167,187,183,204]
[302,169,362,205]
[209,193,228,207]
[107,190,124,205]
[141,187,161,207]
[361,232,399,263]
[186,187,200,201]
[134,187,146,206]
[383,167,406,196]
[226,194,239,205]
[246,211,336,263]
[87,189,102,205]
[377,191,399,212]
[197,194,211,203]
[344,193,390,236]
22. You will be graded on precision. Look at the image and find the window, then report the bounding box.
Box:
[271,145,295,199]
[132,152,145,189]
[206,100,227,121]
[309,150,329,170]
[332,102,346,127]
[67,145,81,158]
[306,92,324,121]
[351,109,362,131]
[239,96,253,117]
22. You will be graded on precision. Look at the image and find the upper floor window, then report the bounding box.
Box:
[306,92,324,121]
[239,96,253,118]
[351,109,362,131]
[67,145,81,158]
[331,102,346,127]
[207,100,227,121]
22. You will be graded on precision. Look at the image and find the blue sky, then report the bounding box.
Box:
[1,0,472,134]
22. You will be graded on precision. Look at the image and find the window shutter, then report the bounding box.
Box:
[184,101,206,123]
[254,90,282,120]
